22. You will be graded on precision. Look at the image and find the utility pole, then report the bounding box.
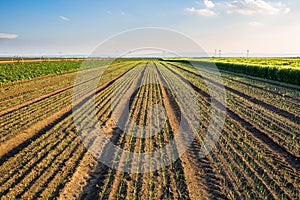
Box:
[247,49,249,57]
[219,49,221,58]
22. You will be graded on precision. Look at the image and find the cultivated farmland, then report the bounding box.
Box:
[0,59,299,200]
[164,58,300,86]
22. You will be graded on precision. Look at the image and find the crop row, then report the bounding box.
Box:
[85,63,190,199]
[161,62,300,199]
[0,62,144,199]
[75,64,147,199]
[0,61,140,143]
[165,62,300,158]
[0,60,136,111]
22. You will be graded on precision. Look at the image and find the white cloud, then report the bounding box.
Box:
[204,0,215,9]
[120,11,131,16]
[59,16,70,21]
[185,7,216,17]
[0,33,18,39]
[248,21,264,26]
[186,0,216,16]
[227,0,290,15]
[188,0,290,17]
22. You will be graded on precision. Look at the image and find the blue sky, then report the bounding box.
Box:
[0,0,299,57]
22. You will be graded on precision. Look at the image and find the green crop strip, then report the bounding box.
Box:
[0,60,112,83]
[163,58,300,86]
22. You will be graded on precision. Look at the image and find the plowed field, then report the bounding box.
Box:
[0,60,299,200]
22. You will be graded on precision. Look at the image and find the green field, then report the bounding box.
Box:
[164,58,300,85]
[2,58,300,85]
